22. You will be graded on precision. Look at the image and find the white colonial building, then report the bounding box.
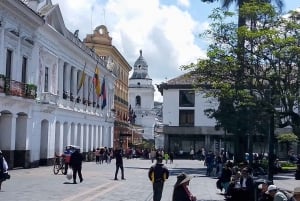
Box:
[128,50,157,141]
[0,0,116,168]
[157,73,233,157]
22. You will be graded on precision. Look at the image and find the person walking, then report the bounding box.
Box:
[172,172,197,201]
[0,150,9,191]
[70,148,84,184]
[114,149,125,180]
[169,152,174,164]
[148,156,169,201]
[63,146,72,175]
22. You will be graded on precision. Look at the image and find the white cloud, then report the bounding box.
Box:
[52,0,207,101]
[177,0,190,8]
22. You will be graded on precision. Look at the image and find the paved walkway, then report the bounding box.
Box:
[0,158,298,201]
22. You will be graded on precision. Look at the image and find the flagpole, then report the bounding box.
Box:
[73,62,86,109]
[86,61,100,110]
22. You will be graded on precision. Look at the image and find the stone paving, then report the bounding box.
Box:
[0,158,298,201]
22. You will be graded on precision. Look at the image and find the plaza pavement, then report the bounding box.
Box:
[0,158,298,201]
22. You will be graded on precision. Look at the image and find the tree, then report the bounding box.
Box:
[183,1,300,163]
[276,133,298,156]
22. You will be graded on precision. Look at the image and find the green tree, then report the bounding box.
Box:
[276,133,299,156]
[183,1,300,163]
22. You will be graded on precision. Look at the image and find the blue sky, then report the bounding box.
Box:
[51,0,300,102]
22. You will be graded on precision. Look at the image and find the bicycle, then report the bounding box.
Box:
[53,154,66,175]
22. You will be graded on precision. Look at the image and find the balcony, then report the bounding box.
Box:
[40,92,59,105]
[0,75,36,99]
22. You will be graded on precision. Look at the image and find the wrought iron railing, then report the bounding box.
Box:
[0,75,37,99]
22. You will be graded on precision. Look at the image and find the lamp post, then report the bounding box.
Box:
[265,89,275,182]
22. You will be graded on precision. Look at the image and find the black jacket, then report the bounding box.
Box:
[70,151,83,167]
[148,163,169,183]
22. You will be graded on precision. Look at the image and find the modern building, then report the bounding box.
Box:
[0,0,115,168]
[128,50,157,144]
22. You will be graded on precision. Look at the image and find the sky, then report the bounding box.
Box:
[51,0,300,102]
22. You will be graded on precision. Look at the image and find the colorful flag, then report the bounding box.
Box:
[93,66,101,97]
[101,77,106,109]
[77,62,86,94]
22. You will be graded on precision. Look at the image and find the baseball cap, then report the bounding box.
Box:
[266,185,277,194]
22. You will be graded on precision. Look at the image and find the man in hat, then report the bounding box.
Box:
[148,156,169,201]
[258,180,272,201]
[172,172,196,201]
[266,185,288,201]
[293,187,300,201]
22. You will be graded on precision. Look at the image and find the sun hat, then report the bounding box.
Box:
[266,185,277,194]
[294,187,300,195]
[174,173,192,188]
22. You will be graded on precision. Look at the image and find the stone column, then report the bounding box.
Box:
[83,75,89,104]
[65,63,71,99]
[71,67,77,101]
[0,22,5,74]
[57,59,64,97]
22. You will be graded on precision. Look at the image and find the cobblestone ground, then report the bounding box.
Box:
[0,158,298,201]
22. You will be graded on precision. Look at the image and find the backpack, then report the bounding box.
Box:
[279,189,295,201]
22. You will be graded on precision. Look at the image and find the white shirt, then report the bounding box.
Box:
[2,157,8,172]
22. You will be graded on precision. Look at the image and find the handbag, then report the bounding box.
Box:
[66,168,72,180]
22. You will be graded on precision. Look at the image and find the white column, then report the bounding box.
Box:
[0,23,5,74]
[15,31,21,81]
[71,67,77,100]
[65,64,71,99]
[10,114,17,150]
[58,59,64,97]
[83,75,89,104]
[95,125,99,148]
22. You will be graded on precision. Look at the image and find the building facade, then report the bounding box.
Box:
[83,25,133,150]
[158,73,298,158]
[157,73,234,156]
[0,0,115,168]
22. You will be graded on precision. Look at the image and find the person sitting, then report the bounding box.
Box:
[293,187,300,201]
[172,173,196,201]
[266,185,287,201]
[257,180,273,201]
[239,167,254,201]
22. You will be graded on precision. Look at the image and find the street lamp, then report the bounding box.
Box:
[265,88,275,182]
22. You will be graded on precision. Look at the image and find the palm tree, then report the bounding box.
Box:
[201,0,284,27]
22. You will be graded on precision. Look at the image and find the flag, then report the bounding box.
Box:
[101,77,106,109]
[77,63,86,94]
[93,66,101,97]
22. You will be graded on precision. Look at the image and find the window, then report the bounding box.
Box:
[136,95,141,106]
[179,90,195,107]
[179,110,194,126]
[44,67,49,92]
[6,49,13,79]
[22,56,27,83]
